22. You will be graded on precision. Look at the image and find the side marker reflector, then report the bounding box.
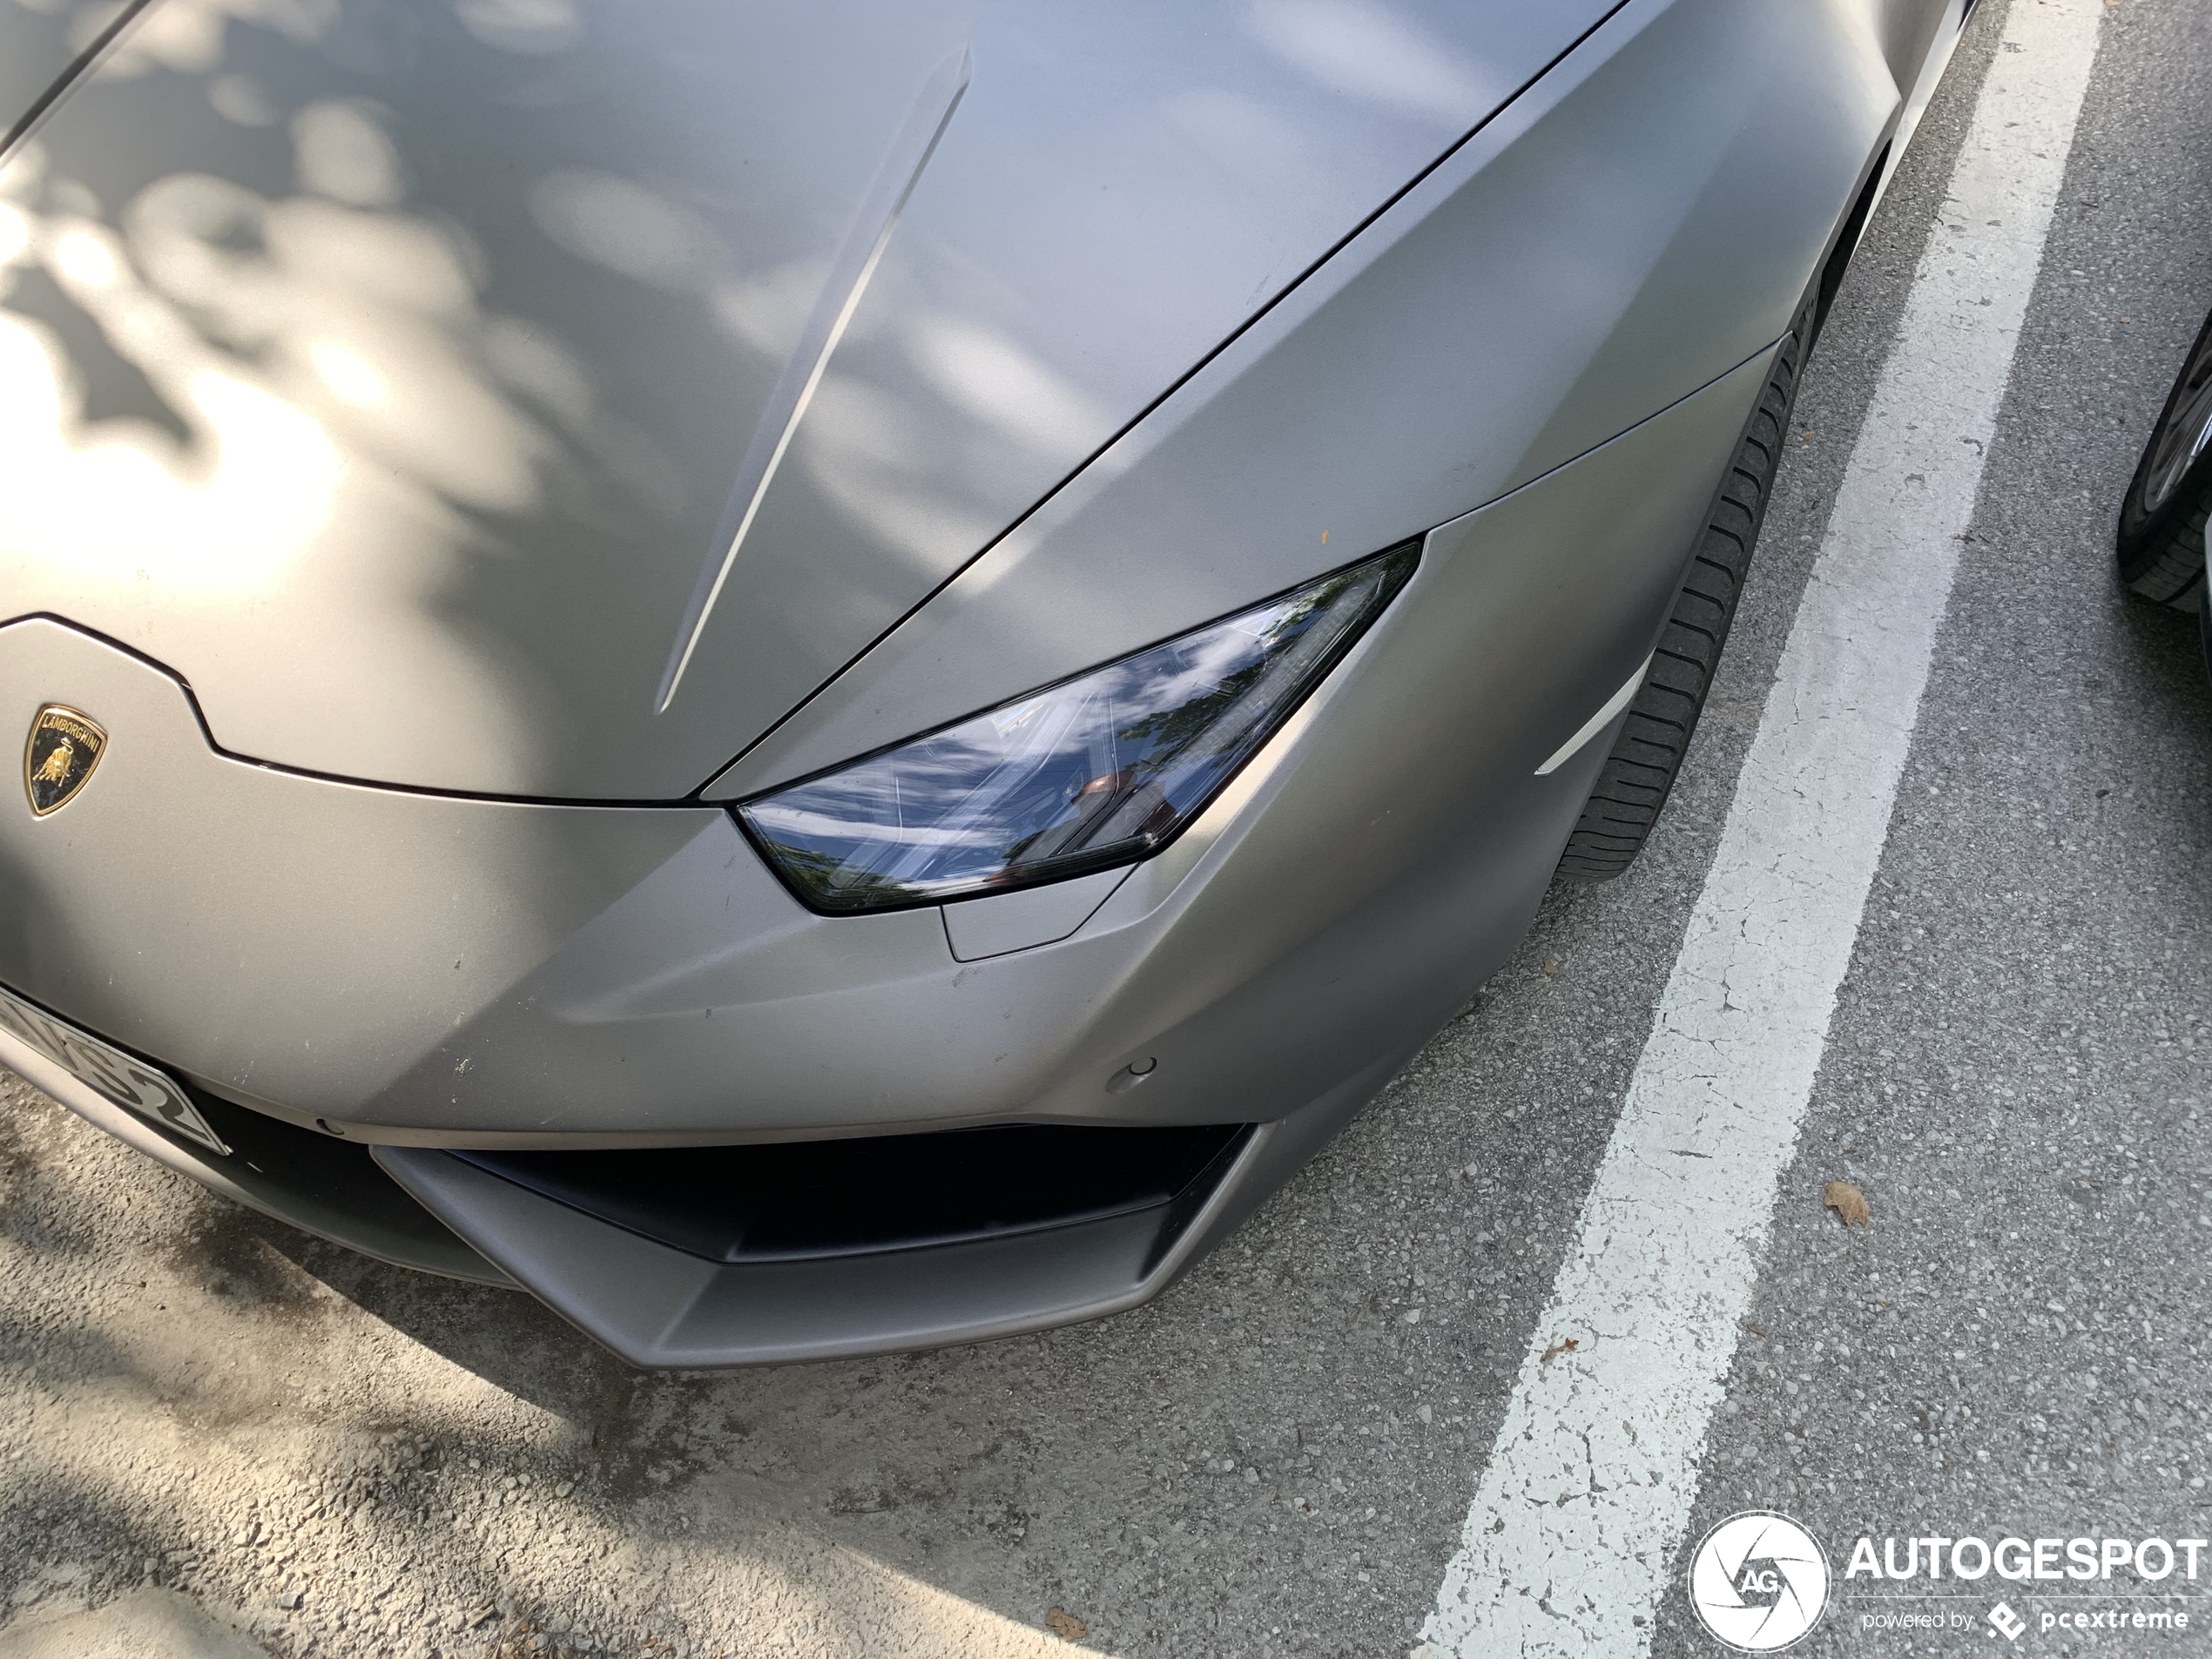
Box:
[1535,654,1654,777]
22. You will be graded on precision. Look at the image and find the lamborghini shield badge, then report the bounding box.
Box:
[24,705,105,816]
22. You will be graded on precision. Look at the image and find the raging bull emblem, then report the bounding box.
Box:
[24,705,106,817]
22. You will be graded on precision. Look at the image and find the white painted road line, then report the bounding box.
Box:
[1418,2,2107,1654]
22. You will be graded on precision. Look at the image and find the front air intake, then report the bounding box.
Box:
[456,1123,1250,1265]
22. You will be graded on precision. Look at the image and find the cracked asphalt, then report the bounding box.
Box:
[3,2,2209,1657]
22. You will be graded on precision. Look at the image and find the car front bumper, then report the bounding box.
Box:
[0,348,1768,1364]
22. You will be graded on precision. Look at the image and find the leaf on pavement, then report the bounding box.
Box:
[1540,1336,1580,1364]
[1045,1607,1089,1642]
[1823,1180,1871,1226]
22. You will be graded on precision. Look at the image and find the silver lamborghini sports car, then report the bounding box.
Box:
[1,0,1969,1365]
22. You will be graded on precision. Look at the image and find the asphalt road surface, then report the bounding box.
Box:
[3,2,2209,1656]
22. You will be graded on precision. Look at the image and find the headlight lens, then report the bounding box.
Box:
[738,542,1419,913]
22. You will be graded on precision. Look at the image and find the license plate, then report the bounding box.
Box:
[0,983,230,1156]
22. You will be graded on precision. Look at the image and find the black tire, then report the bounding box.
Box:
[1554,299,1813,883]
[2202,578,2212,685]
[2117,307,2212,610]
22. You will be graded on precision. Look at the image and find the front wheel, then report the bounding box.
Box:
[2117,307,2212,611]
[1553,296,1813,883]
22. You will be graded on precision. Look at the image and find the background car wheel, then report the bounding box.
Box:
[2116,307,2212,610]
[1553,297,1815,883]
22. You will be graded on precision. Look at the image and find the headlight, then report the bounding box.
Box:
[738,542,1419,913]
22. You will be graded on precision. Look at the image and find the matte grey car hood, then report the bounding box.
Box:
[0,0,1613,798]
[0,5,98,151]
